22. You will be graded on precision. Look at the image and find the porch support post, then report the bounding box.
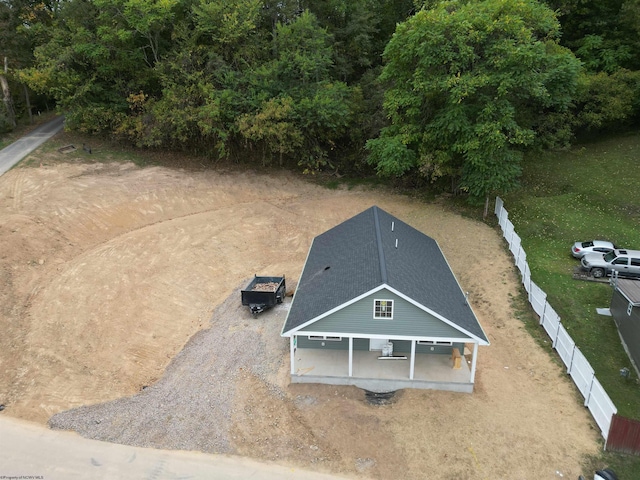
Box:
[290,335,296,375]
[348,337,353,377]
[409,339,416,380]
[470,342,479,383]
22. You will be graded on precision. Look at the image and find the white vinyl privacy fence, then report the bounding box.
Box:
[494,197,617,442]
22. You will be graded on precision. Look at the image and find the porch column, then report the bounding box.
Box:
[470,342,479,383]
[290,336,296,375]
[409,339,416,380]
[348,337,353,377]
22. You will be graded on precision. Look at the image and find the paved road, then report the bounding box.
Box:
[0,116,65,176]
[0,415,351,480]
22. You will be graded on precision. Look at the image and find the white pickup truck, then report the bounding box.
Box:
[581,249,640,278]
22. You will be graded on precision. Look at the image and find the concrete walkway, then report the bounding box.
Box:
[0,116,65,176]
[0,415,352,480]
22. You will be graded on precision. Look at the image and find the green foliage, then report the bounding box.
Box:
[238,96,303,165]
[18,0,164,130]
[236,10,360,170]
[548,0,640,72]
[192,0,262,59]
[535,2,640,139]
[18,1,374,171]
[308,0,415,82]
[573,69,640,132]
[365,136,416,177]
[269,11,334,88]
[574,34,633,74]
[0,105,13,133]
[368,0,581,202]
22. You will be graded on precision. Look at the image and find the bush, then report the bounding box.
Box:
[573,69,640,132]
[0,105,15,134]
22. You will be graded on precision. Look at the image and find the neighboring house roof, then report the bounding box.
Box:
[614,278,640,306]
[281,206,489,344]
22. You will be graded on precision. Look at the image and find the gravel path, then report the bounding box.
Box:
[49,282,290,454]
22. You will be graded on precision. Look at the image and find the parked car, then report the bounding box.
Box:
[571,240,616,259]
[581,249,640,278]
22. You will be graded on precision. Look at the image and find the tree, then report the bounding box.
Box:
[573,69,640,132]
[237,11,358,170]
[366,0,581,213]
[1,0,59,127]
[546,0,640,72]
[18,0,180,133]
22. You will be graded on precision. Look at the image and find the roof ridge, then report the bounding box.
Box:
[372,206,387,284]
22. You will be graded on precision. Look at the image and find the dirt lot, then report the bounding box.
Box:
[0,139,601,479]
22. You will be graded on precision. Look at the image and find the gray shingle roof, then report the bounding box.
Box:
[282,206,488,343]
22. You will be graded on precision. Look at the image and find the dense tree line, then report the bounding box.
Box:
[1,0,639,203]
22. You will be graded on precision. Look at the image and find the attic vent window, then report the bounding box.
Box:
[417,340,453,346]
[374,299,394,319]
[309,335,342,341]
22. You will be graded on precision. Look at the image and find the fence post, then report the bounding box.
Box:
[584,373,595,407]
[539,300,547,326]
[552,321,561,349]
[566,344,576,375]
[494,196,502,216]
[604,419,611,451]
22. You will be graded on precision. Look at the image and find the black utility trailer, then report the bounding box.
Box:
[241,275,286,317]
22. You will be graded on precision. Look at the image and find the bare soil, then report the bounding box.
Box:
[0,141,601,479]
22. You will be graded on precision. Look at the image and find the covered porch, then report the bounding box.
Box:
[289,342,477,393]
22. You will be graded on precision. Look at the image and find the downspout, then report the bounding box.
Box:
[410,340,416,380]
[349,337,353,377]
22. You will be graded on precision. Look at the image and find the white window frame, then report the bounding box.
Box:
[308,335,343,342]
[417,340,453,346]
[628,302,634,316]
[373,299,394,319]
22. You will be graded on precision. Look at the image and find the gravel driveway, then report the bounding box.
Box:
[49,282,290,454]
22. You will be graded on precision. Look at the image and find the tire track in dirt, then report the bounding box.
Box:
[16,199,319,421]
[10,168,26,210]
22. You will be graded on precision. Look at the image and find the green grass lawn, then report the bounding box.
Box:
[502,132,640,475]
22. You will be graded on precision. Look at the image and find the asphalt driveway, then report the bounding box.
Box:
[0,116,65,176]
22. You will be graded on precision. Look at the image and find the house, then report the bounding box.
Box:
[609,277,640,376]
[280,206,489,393]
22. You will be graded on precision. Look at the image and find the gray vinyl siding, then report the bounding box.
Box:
[297,336,348,350]
[298,289,468,339]
[392,340,465,355]
[353,338,370,350]
[297,337,370,350]
[611,290,640,370]
[296,336,464,355]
